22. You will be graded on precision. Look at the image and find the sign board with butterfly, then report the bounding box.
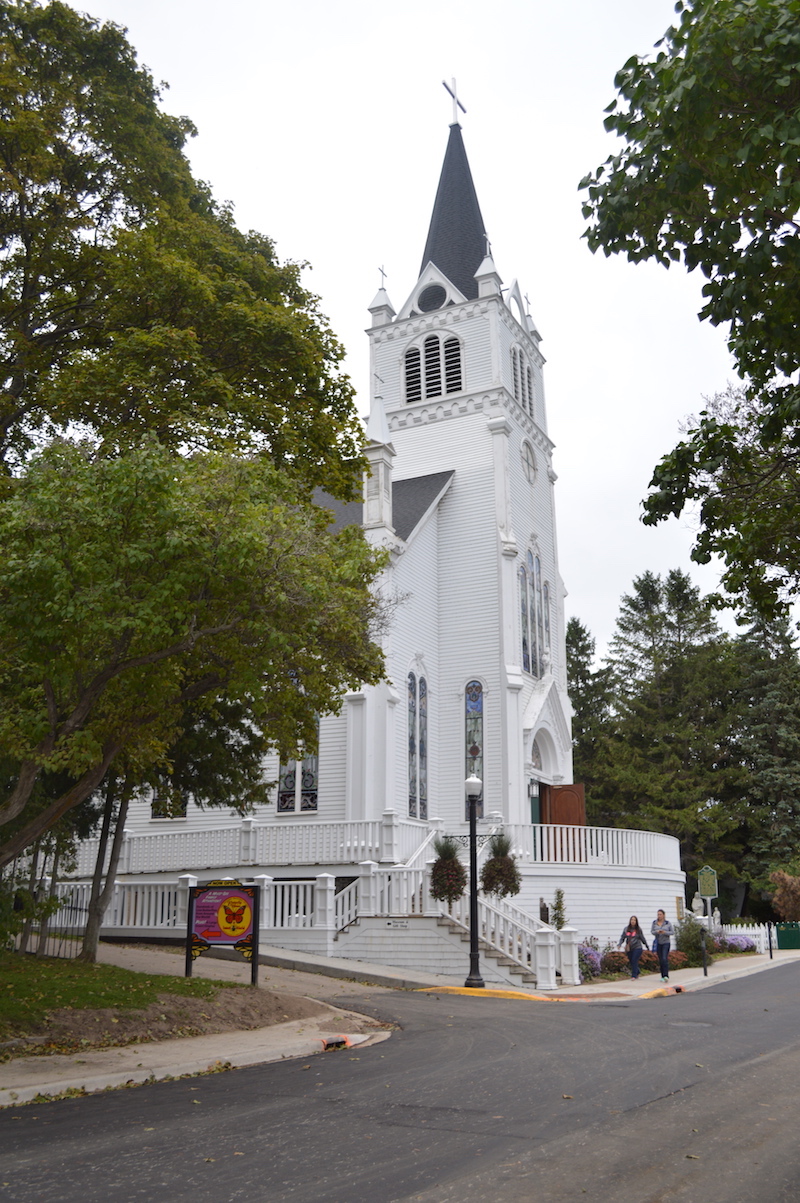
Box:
[185,881,261,985]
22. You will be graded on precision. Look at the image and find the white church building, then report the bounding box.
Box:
[69,118,685,988]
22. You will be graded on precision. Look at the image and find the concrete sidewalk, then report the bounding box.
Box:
[2,942,798,1107]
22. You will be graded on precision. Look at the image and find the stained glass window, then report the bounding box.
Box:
[535,556,544,677]
[519,565,530,673]
[418,677,428,820]
[531,738,543,770]
[408,671,417,818]
[465,680,484,819]
[520,552,549,679]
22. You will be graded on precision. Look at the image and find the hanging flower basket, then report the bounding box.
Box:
[429,835,467,905]
[480,832,521,899]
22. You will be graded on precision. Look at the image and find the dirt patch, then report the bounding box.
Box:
[15,987,333,1057]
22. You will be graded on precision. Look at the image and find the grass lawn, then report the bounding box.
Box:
[0,949,242,1043]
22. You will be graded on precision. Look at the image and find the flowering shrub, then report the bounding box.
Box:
[640,950,659,972]
[668,950,688,970]
[601,950,629,974]
[721,934,756,953]
[577,944,602,982]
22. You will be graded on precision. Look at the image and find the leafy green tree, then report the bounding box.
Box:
[580,0,800,408]
[581,0,800,619]
[0,441,385,868]
[646,388,800,619]
[0,1,363,498]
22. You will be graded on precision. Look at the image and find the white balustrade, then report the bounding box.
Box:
[254,820,383,866]
[503,824,681,871]
[71,820,680,879]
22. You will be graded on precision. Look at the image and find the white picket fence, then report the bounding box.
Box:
[48,861,579,988]
[719,922,774,954]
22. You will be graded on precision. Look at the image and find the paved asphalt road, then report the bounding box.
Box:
[1,963,799,1203]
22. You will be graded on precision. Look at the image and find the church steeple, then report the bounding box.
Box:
[419,122,487,301]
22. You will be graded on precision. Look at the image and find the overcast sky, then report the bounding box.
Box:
[80,0,738,658]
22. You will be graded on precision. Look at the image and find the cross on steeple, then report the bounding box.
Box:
[442,78,466,124]
[378,265,387,288]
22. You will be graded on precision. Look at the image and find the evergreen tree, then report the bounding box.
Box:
[735,616,800,886]
[565,618,613,824]
[595,571,746,876]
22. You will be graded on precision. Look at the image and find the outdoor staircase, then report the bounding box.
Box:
[437,915,538,986]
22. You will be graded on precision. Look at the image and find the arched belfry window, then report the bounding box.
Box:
[405,336,462,403]
[465,680,484,819]
[519,552,550,679]
[408,671,428,819]
[510,346,533,416]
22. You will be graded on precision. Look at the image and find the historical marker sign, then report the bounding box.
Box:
[185,880,260,985]
[697,866,718,900]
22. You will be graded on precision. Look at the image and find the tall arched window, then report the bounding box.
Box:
[405,336,462,402]
[465,680,484,819]
[520,553,548,679]
[408,672,428,819]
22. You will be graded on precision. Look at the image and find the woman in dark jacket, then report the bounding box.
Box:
[618,916,648,979]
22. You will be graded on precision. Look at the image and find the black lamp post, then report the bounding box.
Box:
[464,773,485,989]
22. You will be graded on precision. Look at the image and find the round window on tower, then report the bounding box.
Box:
[417,284,447,312]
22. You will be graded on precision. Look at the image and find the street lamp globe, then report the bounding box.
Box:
[465,774,482,800]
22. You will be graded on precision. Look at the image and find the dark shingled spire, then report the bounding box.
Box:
[420,123,487,301]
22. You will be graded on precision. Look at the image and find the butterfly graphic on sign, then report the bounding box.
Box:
[217,894,252,937]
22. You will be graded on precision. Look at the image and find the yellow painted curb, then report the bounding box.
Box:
[415,986,561,1001]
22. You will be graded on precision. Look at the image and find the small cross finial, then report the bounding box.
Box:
[524,292,531,314]
[442,78,466,124]
[374,371,384,395]
[485,234,492,258]
[378,265,387,288]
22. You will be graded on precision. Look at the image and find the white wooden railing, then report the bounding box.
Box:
[48,863,579,987]
[502,824,681,871]
[334,880,359,931]
[72,813,435,878]
[72,819,680,879]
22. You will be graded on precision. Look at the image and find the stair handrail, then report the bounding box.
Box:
[399,825,441,869]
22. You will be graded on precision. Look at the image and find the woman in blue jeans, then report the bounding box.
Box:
[618,916,648,978]
[651,909,674,981]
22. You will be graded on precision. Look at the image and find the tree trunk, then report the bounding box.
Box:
[35,845,61,957]
[79,777,130,963]
[17,840,41,954]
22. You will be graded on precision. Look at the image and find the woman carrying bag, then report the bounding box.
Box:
[651,909,674,982]
[618,916,648,979]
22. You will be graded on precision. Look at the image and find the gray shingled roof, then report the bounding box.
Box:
[314,470,454,542]
[420,124,487,301]
[392,470,454,541]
